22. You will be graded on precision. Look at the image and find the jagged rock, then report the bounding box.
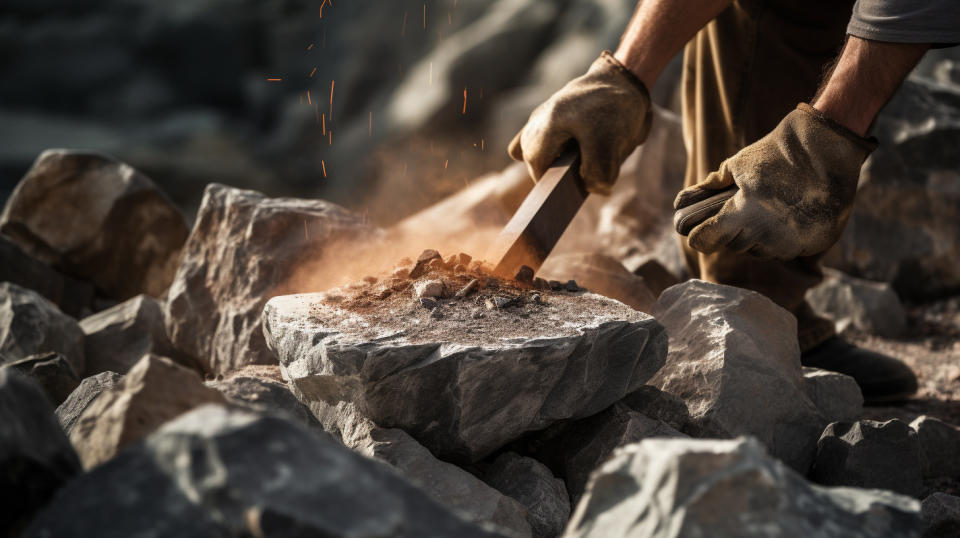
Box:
[80,294,196,375]
[566,437,922,538]
[811,419,924,497]
[264,290,667,462]
[910,416,960,479]
[482,452,570,538]
[55,371,123,436]
[922,492,960,538]
[0,150,188,300]
[806,268,907,337]
[303,399,531,536]
[0,369,81,537]
[24,405,506,538]
[0,282,85,374]
[0,234,94,317]
[803,367,863,424]
[825,79,960,300]
[649,280,824,471]
[413,279,445,299]
[205,365,320,432]
[69,354,227,468]
[164,183,373,374]
[4,352,79,405]
[538,253,657,313]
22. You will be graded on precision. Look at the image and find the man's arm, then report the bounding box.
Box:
[813,36,929,136]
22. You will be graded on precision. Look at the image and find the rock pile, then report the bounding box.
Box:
[1,149,960,537]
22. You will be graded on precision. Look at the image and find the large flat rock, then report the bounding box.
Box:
[264,283,666,463]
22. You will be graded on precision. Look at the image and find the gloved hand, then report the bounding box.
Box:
[674,103,877,260]
[508,51,652,195]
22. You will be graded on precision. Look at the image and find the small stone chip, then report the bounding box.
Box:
[409,262,428,279]
[514,265,534,284]
[564,280,580,292]
[419,297,438,309]
[428,258,446,270]
[533,277,550,290]
[417,249,442,264]
[531,293,543,304]
[455,279,479,298]
[413,279,445,299]
[456,253,473,267]
[549,280,564,291]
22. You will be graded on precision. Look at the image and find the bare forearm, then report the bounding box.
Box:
[813,36,928,136]
[614,0,732,88]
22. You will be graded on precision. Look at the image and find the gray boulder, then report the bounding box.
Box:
[922,492,960,538]
[206,365,320,431]
[80,294,197,375]
[264,290,667,462]
[55,371,123,436]
[0,369,81,537]
[164,183,373,374]
[304,399,532,536]
[806,268,907,337]
[482,452,571,538]
[910,416,960,479]
[4,352,79,405]
[69,354,227,468]
[24,405,506,538]
[0,150,188,300]
[0,282,85,373]
[811,419,924,497]
[649,280,824,471]
[565,437,922,538]
[803,367,864,424]
[0,234,94,317]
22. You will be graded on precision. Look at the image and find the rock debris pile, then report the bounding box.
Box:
[0,148,959,538]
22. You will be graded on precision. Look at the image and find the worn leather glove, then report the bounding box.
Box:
[508,51,652,195]
[674,103,877,260]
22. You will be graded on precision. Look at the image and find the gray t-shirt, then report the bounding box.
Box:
[848,0,960,45]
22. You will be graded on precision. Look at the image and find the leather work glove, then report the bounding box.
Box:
[674,103,877,260]
[508,51,653,195]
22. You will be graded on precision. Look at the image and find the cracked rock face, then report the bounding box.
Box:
[649,280,825,472]
[164,183,373,374]
[566,437,922,538]
[264,284,666,463]
[0,282,85,374]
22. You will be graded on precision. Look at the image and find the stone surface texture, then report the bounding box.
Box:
[802,367,864,424]
[205,365,320,432]
[303,398,532,536]
[482,452,571,538]
[0,234,93,317]
[0,282,85,374]
[80,293,196,375]
[264,290,667,462]
[55,371,124,437]
[4,352,79,405]
[69,354,227,468]
[811,419,924,497]
[0,369,81,537]
[922,492,960,538]
[910,415,960,479]
[538,253,657,313]
[565,437,922,538]
[649,280,824,471]
[164,183,372,375]
[25,405,506,538]
[0,149,188,300]
[806,268,907,337]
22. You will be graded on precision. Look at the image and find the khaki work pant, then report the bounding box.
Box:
[680,0,855,351]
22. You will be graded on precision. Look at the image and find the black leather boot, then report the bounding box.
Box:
[801,336,918,405]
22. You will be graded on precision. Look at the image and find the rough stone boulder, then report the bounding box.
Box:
[0,282,85,374]
[303,399,532,536]
[206,365,320,432]
[69,354,227,468]
[0,149,188,300]
[481,452,571,538]
[4,352,79,405]
[55,371,123,436]
[922,493,960,538]
[164,183,373,374]
[802,367,863,424]
[0,234,93,317]
[649,280,824,471]
[0,369,81,536]
[24,405,506,538]
[910,415,960,479]
[80,294,196,375]
[565,437,922,538]
[264,284,667,462]
[811,419,924,497]
[806,268,907,337]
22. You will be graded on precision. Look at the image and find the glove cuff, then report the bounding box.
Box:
[796,103,878,154]
[599,51,654,144]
